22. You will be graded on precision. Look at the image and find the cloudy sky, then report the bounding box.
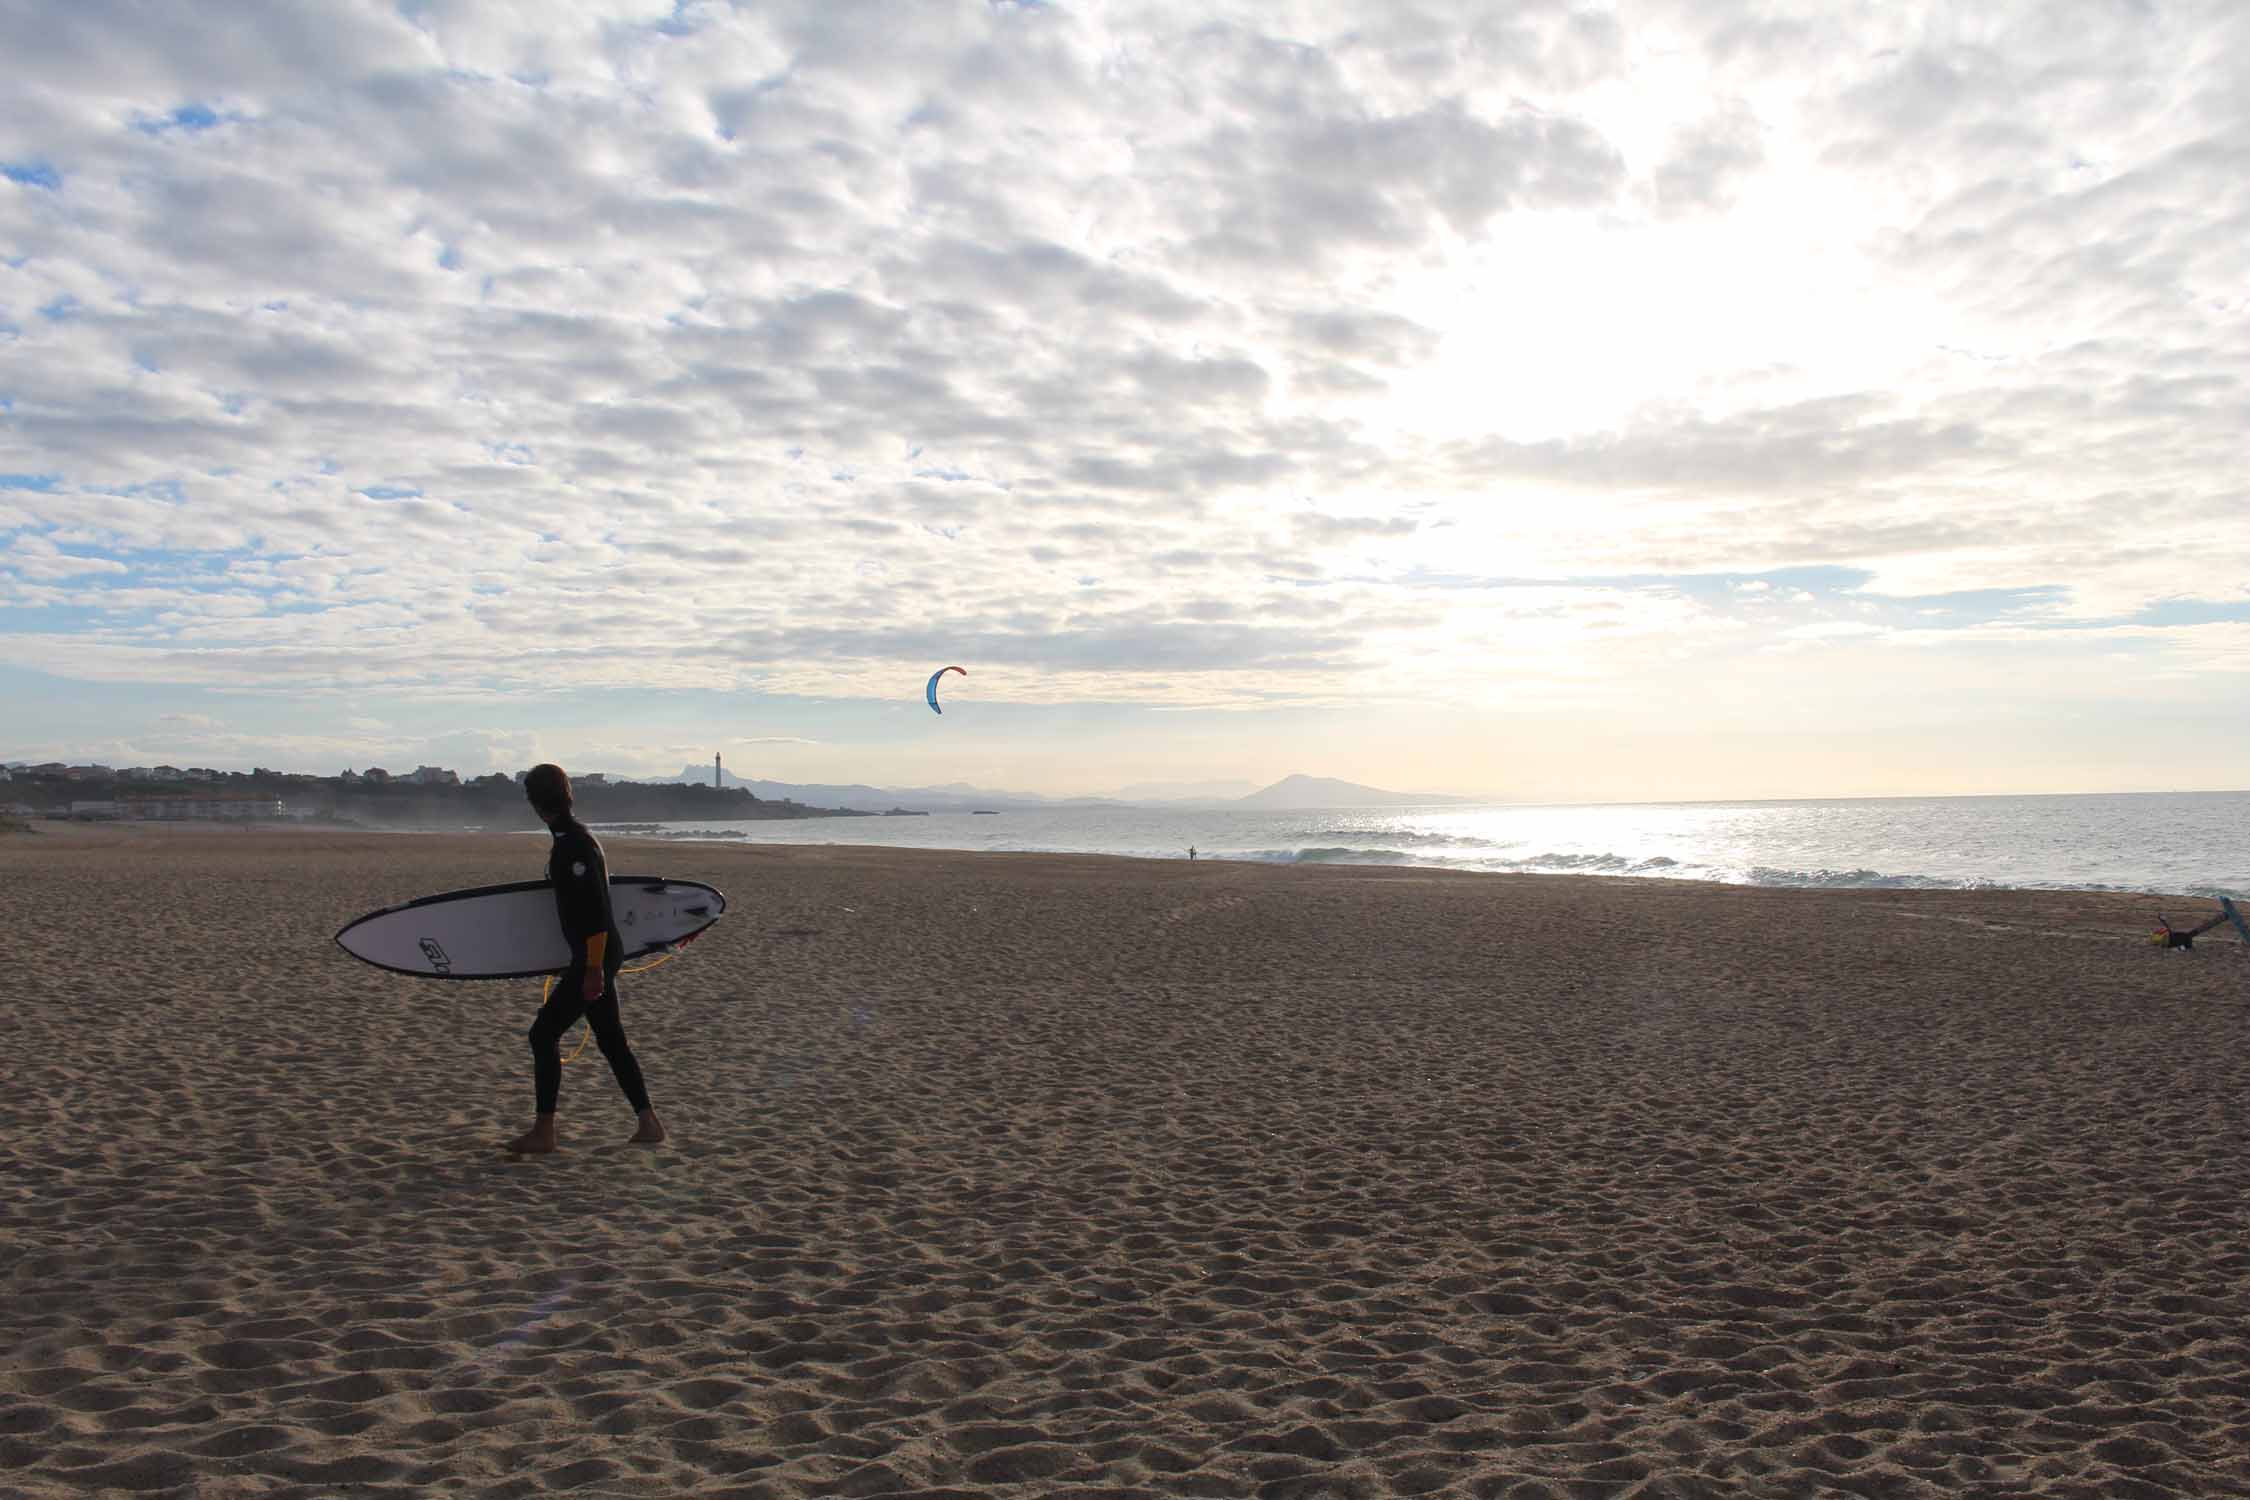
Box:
[3,0,2246,802]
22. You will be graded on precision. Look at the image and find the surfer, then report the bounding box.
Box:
[507,763,665,1154]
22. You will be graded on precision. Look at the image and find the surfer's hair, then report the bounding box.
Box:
[524,763,572,815]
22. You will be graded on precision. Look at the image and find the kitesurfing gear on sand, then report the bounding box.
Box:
[2149,897,2250,951]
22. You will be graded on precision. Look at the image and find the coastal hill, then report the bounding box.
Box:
[0,765,866,828]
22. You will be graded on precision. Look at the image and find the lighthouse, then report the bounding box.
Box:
[714,752,722,789]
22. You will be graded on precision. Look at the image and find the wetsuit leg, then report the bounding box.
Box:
[584,970,652,1114]
[530,969,595,1115]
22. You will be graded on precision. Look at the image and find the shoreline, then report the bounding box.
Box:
[12,817,2242,907]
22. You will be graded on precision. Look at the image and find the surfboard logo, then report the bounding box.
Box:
[418,937,454,974]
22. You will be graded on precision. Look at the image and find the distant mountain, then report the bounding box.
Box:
[636,766,1464,814]
[1110,777,1262,802]
[1234,774,1471,809]
[646,766,1124,815]
[652,764,806,793]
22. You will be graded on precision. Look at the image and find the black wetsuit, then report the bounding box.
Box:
[528,816,651,1116]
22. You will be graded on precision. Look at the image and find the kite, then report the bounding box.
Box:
[926,665,966,714]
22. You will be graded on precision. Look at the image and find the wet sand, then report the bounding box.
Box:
[5,824,2249,1498]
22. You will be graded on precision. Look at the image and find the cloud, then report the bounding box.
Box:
[0,0,2245,787]
[1652,102,1764,215]
[415,727,543,775]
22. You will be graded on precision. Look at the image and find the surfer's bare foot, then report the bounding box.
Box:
[629,1110,666,1145]
[506,1117,558,1155]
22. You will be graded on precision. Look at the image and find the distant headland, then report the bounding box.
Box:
[1,760,1475,827]
[0,761,867,829]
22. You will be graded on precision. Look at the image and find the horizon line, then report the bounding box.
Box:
[5,759,2246,809]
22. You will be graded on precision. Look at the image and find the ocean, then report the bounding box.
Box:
[612,790,2249,898]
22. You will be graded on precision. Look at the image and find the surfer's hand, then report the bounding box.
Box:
[581,969,604,1003]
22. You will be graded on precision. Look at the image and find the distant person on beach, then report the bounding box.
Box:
[507,763,665,1154]
[1188,845,1197,861]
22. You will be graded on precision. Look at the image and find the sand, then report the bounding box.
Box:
[4,823,2249,1498]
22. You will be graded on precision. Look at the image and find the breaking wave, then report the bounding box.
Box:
[1275,826,1514,851]
[1247,846,2137,892]
[628,790,2250,896]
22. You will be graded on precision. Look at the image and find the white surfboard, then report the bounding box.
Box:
[334,876,726,980]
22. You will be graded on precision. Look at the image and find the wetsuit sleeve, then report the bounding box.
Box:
[550,831,614,969]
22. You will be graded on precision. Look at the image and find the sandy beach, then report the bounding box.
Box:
[4,823,2248,1498]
